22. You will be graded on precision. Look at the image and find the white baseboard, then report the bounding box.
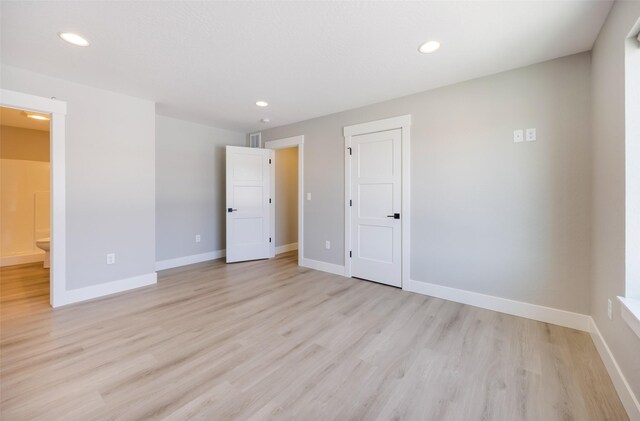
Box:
[0,252,44,267]
[55,272,157,307]
[156,250,226,271]
[404,279,591,332]
[276,242,298,254]
[589,319,640,420]
[303,258,345,277]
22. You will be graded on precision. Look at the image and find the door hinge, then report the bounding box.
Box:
[269,198,272,203]
[269,237,272,243]
[349,251,352,258]
[269,158,272,164]
[347,147,352,156]
[349,199,352,207]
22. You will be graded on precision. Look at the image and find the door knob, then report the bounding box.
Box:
[386,213,400,219]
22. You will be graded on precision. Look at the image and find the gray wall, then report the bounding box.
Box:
[591,0,640,401]
[1,65,156,290]
[275,147,298,247]
[260,52,592,314]
[155,115,245,261]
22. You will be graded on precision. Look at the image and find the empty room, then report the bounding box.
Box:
[1,1,639,420]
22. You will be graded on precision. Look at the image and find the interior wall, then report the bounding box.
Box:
[0,125,50,260]
[625,18,640,302]
[275,147,298,248]
[591,0,640,402]
[155,115,245,262]
[258,52,592,314]
[1,64,156,290]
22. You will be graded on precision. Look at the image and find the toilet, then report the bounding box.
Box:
[36,237,50,268]
[34,191,51,269]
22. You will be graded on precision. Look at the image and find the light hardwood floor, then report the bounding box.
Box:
[0,252,628,420]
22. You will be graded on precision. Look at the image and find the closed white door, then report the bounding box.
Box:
[350,129,402,287]
[226,146,273,263]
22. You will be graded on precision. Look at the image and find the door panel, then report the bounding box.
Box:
[358,224,394,263]
[358,184,393,218]
[350,129,401,286]
[226,146,273,263]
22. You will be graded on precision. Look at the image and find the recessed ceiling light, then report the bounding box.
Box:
[418,40,440,54]
[58,32,90,47]
[27,114,50,121]
[260,118,270,124]
[255,101,269,107]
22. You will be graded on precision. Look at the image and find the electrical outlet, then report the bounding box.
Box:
[526,128,537,142]
[607,299,612,320]
[195,234,201,243]
[325,241,331,250]
[106,253,115,265]
[513,129,524,143]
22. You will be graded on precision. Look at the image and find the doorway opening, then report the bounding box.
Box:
[265,135,304,267]
[0,106,51,311]
[274,146,298,261]
[0,89,66,308]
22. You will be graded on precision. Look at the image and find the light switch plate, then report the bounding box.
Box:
[307,193,312,201]
[526,128,536,142]
[513,129,524,143]
[106,253,115,265]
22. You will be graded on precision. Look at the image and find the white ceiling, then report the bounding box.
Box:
[1,1,612,132]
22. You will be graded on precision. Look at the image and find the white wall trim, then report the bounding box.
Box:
[405,279,591,332]
[1,89,67,308]
[276,242,298,255]
[0,252,45,267]
[156,250,226,271]
[618,296,640,339]
[265,135,304,267]
[0,89,67,114]
[302,258,346,277]
[589,318,640,420]
[265,135,304,149]
[343,115,411,288]
[56,272,157,307]
[343,115,412,137]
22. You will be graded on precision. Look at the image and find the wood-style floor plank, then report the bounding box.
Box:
[0,253,628,420]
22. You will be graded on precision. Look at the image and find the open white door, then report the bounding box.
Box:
[350,129,402,287]
[226,146,273,263]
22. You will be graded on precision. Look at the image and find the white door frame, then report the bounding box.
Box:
[1,89,67,307]
[264,135,304,267]
[344,115,411,288]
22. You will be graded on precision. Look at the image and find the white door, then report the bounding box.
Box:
[350,129,402,287]
[226,146,273,263]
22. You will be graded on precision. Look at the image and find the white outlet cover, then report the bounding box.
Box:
[513,129,524,143]
[325,241,330,249]
[195,234,201,243]
[106,253,115,265]
[526,128,536,141]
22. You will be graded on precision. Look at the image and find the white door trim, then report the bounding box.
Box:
[264,135,304,267]
[343,115,411,287]
[1,89,67,307]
